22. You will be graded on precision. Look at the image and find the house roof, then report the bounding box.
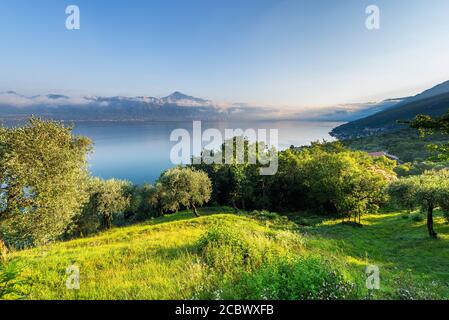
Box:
[368,151,399,161]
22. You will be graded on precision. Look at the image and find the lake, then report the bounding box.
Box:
[71,120,343,184]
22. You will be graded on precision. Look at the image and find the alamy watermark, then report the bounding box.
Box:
[66,265,80,290]
[366,5,380,30]
[170,121,279,175]
[66,5,80,30]
[365,265,380,290]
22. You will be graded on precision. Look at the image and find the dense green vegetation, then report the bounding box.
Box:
[1,117,449,300]
[194,140,395,221]
[0,118,92,247]
[343,128,448,163]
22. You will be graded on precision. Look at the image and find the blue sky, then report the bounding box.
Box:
[1,0,449,108]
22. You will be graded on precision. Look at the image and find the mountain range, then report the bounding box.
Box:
[331,80,449,139]
[0,90,412,123]
[1,81,449,127]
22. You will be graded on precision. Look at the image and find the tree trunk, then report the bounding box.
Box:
[103,213,112,230]
[231,199,238,213]
[192,204,200,217]
[0,237,8,263]
[427,205,438,239]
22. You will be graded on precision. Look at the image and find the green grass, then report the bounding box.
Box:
[305,211,449,299]
[6,209,449,300]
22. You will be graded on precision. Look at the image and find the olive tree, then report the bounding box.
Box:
[156,167,212,217]
[387,178,417,213]
[77,178,131,232]
[0,118,92,247]
[300,149,396,222]
[389,170,449,238]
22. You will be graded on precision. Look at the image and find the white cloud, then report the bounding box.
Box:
[0,92,90,108]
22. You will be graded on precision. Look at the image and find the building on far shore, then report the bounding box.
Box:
[368,151,400,163]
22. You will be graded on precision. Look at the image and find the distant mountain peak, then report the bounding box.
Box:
[162,91,209,104]
[46,94,69,100]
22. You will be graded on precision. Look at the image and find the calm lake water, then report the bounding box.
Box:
[71,120,343,184]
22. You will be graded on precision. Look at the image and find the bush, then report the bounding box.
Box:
[196,255,356,300]
[193,223,349,300]
[0,240,7,263]
[0,262,27,300]
[234,257,356,300]
[249,210,281,221]
[197,223,264,274]
[410,212,424,222]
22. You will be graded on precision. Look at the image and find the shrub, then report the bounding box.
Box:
[194,223,337,300]
[249,210,281,221]
[197,223,263,274]
[196,256,356,300]
[410,212,425,222]
[242,257,355,300]
[0,262,27,300]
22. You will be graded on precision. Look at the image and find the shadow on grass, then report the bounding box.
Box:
[136,207,235,228]
[307,211,449,286]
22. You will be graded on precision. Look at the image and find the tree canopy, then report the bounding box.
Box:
[410,112,449,160]
[389,170,449,238]
[73,178,131,234]
[156,167,212,217]
[0,118,92,247]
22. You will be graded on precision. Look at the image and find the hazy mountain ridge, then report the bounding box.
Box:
[0,91,227,121]
[0,90,408,122]
[331,80,449,139]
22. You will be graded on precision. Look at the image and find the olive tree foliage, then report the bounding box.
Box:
[156,167,212,217]
[389,170,449,238]
[72,178,131,235]
[298,147,396,222]
[387,178,417,213]
[194,140,396,219]
[0,118,92,247]
[410,112,449,160]
[193,137,277,211]
[123,184,162,222]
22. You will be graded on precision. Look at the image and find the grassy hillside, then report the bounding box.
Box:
[7,209,449,300]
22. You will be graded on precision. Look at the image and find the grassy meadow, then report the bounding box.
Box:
[8,209,449,300]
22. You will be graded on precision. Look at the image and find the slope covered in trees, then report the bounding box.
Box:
[332,92,449,139]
